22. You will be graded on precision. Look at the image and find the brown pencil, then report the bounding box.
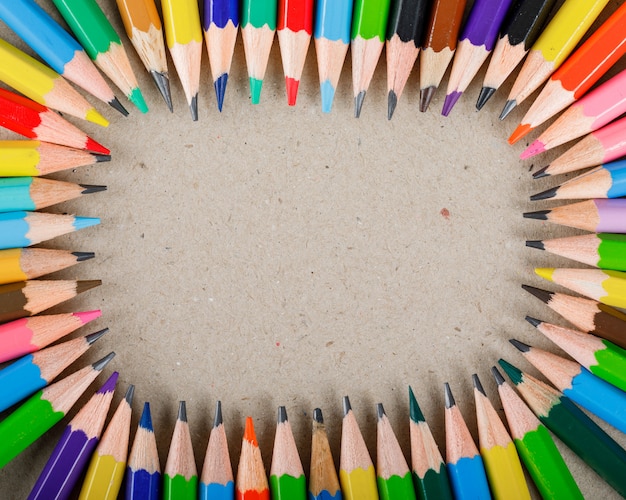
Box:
[0,248,95,286]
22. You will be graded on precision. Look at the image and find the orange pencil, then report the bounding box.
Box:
[236,417,270,500]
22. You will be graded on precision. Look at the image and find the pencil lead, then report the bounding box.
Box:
[85,138,110,156]
[79,184,107,194]
[476,87,495,110]
[75,310,102,323]
[214,74,228,112]
[214,401,223,427]
[76,279,102,294]
[73,216,101,230]
[522,285,553,304]
[499,99,517,120]
[250,78,263,105]
[409,386,425,423]
[342,396,352,416]
[535,268,555,282]
[72,251,95,261]
[472,374,486,395]
[387,90,397,120]
[376,403,385,420]
[85,327,109,344]
[97,370,119,393]
[125,384,135,404]
[190,94,198,121]
[510,338,530,352]
[151,70,173,112]
[244,417,258,444]
[530,187,558,201]
[278,405,288,423]
[285,77,299,106]
[419,86,435,112]
[86,109,109,127]
[521,139,546,157]
[523,209,549,220]
[491,366,505,386]
[94,154,112,163]
[92,352,116,371]
[178,401,187,422]
[320,80,335,113]
[109,96,129,116]
[498,358,523,385]
[441,91,461,117]
[313,408,324,423]
[140,402,154,431]
[444,383,455,409]
[533,166,549,179]
[525,316,542,328]
[128,87,149,114]
[525,240,545,250]
[354,91,366,118]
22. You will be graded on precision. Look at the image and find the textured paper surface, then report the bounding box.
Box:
[0,1,625,498]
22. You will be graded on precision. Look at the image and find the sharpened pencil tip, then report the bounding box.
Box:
[93,352,116,371]
[354,91,366,118]
[522,139,546,156]
[73,216,101,231]
[214,74,228,112]
[244,417,258,445]
[419,87,436,112]
[97,370,118,393]
[342,396,351,416]
[476,87,495,110]
[442,91,461,117]
[94,153,111,163]
[109,96,129,116]
[76,279,102,294]
[320,80,335,113]
[523,209,549,220]
[125,384,135,404]
[285,77,299,106]
[525,316,542,328]
[498,358,523,385]
[522,285,553,303]
[128,87,148,114]
[151,71,173,112]
[510,338,530,352]
[472,374,486,395]
[530,187,558,201]
[85,327,108,344]
[85,138,110,156]
[313,408,324,423]
[533,166,549,179]
[214,401,223,427]
[190,94,198,121]
[444,383,455,409]
[387,91,397,120]
[500,100,517,120]
[409,386,425,423]
[491,366,505,385]
[80,184,107,194]
[75,310,101,324]
[525,240,545,250]
[376,403,385,420]
[140,402,153,431]
[250,78,263,105]
[178,401,187,422]
[278,405,288,423]
[72,251,95,261]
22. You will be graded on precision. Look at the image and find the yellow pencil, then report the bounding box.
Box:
[161,0,203,120]
[0,248,94,285]
[0,38,108,127]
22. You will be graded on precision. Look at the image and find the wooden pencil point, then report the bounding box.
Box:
[471,373,486,395]
[419,87,435,113]
[491,366,506,385]
[444,382,455,408]
[76,280,103,294]
[510,338,530,352]
[525,316,542,328]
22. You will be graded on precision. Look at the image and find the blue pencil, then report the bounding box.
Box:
[314,0,353,112]
[200,401,234,499]
[0,211,99,250]
[0,0,126,115]
[126,402,161,500]
[512,340,626,434]
[444,383,492,500]
[309,408,342,500]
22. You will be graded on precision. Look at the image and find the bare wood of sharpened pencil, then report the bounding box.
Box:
[94,388,133,461]
[482,38,527,90]
[340,404,375,473]
[310,409,341,496]
[352,37,384,100]
[539,234,601,267]
[201,402,233,486]
[19,178,104,210]
[537,200,601,232]
[30,334,96,382]
[270,409,305,479]
[409,413,445,478]
[445,399,479,464]
[376,405,411,480]
[315,38,349,90]
[165,406,197,481]
[43,363,106,415]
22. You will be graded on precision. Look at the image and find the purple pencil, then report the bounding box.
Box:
[523,199,626,234]
[27,371,118,500]
[442,0,514,116]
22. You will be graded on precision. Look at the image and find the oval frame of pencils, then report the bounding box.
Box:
[1,0,626,498]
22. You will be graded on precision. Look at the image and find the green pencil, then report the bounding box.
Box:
[527,316,626,393]
[408,387,453,500]
[0,353,114,469]
[491,367,583,500]
[270,406,306,500]
[376,403,415,500]
[164,401,198,499]
[498,359,626,496]
[241,0,276,103]
[50,0,147,112]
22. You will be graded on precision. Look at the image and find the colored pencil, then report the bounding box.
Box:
[0,141,110,177]
[278,0,314,107]
[164,401,198,499]
[200,401,234,500]
[351,0,391,117]
[79,385,134,500]
[511,339,626,434]
[116,0,172,111]
[535,267,626,309]
[50,0,148,112]
[313,0,353,113]
[0,248,95,285]
[530,158,626,201]
[27,371,118,500]
[126,402,161,500]
[0,328,107,413]
[203,0,239,112]
[443,383,491,500]
[236,416,270,500]
[0,211,100,250]
[309,408,342,500]
[0,310,101,363]
[0,89,110,155]
[472,374,530,499]
[533,116,626,178]
[0,177,106,213]
[522,284,626,349]
[526,233,626,272]
[419,0,467,112]
[491,367,583,499]
[161,0,203,120]
[511,1,626,142]
[477,0,556,109]
[0,353,115,469]
[385,0,429,119]
[523,199,626,234]
[0,38,108,127]
[0,0,125,116]
[270,406,307,499]
[0,279,101,323]
[241,0,277,104]
[498,358,626,496]
[376,403,415,500]
[408,386,453,500]
[339,396,378,500]
[521,68,626,154]
[500,0,609,121]
[526,316,626,393]
[442,0,514,116]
